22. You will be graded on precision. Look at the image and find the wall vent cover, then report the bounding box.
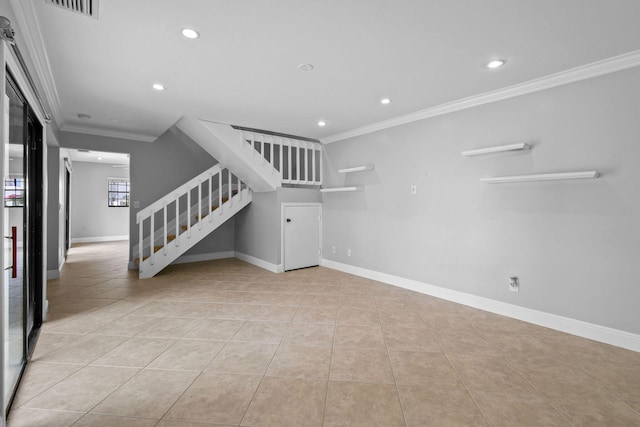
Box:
[46,0,99,19]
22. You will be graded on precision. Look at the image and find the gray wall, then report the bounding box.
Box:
[57,127,235,263]
[235,187,321,265]
[46,146,59,272]
[322,66,640,335]
[70,162,129,239]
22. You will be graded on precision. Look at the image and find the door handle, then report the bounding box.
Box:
[4,226,17,278]
[286,218,292,223]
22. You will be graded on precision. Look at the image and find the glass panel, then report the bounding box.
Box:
[4,78,26,408]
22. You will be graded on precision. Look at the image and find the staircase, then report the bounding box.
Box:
[135,117,323,278]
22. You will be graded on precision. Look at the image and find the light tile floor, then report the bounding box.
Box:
[7,241,640,426]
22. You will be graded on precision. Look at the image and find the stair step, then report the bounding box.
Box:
[134,255,150,265]
[154,245,164,253]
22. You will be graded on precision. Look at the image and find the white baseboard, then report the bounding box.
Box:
[72,235,129,243]
[46,269,60,280]
[321,258,640,353]
[174,251,235,265]
[235,252,283,273]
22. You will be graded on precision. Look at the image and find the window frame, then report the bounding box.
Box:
[107,177,130,208]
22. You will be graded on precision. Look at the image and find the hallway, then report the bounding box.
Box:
[6,241,640,426]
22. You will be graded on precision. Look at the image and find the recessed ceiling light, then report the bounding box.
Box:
[380,98,391,105]
[317,120,327,127]
[97,157,103,160]
[298,63,314,72]
[152,83,165,91]
[182,28,200,39]
[486,59,506,69]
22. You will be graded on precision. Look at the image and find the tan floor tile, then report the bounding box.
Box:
[324,381,404,427]
[330,347,394,384]
[434,329,497,355]
[157,421,232,427]
[206,341,278,374]
[89,314,156,337]
[293,306,337,323]
[7,408,83,427]
[383,326,441,352]
[231,320,290,343]
[582,361,640,401]
[334,324,385,348]
[73,414,159,426]
[12,362,83,406]
[389,351,462,388]
[91,369,198,418]
[241,376,326,426]
[282,322,334,346]
[548,392,640,426]
[91,337,176,367]
[398,385,488,427]
[249,304,298,321]
[147,339,225,371]
[207,303,256,320]
[46,312,124,334]
[38,335,129,365]
[134,317,202,338]
[21,366,138,412]
[131,301,214,318]
[266,345,332,380]
[471,390,570,426]
[448,354,535,393]
[336,307,379,325]
[184,318,245,340]
[164,372,261,424]
[337,294,376,309]
[30,332,83,360]
[521,365,611,400]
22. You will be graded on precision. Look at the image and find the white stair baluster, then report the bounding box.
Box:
[187,187,191,238]
[150,212,155,265]
[175,195,179,247]
[138,215,144,273]
[218,171,223,215]
[163,202,167,255]
[209,174,213,223]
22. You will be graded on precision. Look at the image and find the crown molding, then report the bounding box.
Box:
[61,125,157,143]
[322,49,640,144]
[10,0,64,126]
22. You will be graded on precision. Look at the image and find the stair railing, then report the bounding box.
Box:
[136,163,246,267]
[237,129,323,186]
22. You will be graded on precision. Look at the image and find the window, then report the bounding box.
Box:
[4,177,25,207]
[108,178,130,207]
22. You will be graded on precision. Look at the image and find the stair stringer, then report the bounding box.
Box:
[138,188,252,279]
[175,116,281,192]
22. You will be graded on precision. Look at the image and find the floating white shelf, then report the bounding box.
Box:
[338,165,374,173]
[461,143,530,157]
[481,171,599,184]
[320,186,362,193]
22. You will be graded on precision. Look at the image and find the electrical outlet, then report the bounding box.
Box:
[509,276,519,293]
[331,246,336,254]
[347,249,352,257]
[410,185,417,194]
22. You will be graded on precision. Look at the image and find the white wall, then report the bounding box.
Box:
[70,161,129,241]
[322,66,640,336]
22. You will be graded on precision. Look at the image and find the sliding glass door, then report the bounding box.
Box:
[3,72,43,414]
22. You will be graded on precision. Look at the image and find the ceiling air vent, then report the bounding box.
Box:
[46,0,99,19]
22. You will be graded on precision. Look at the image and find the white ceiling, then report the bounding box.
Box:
[66,148,129,166]
[20,0,640,142]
